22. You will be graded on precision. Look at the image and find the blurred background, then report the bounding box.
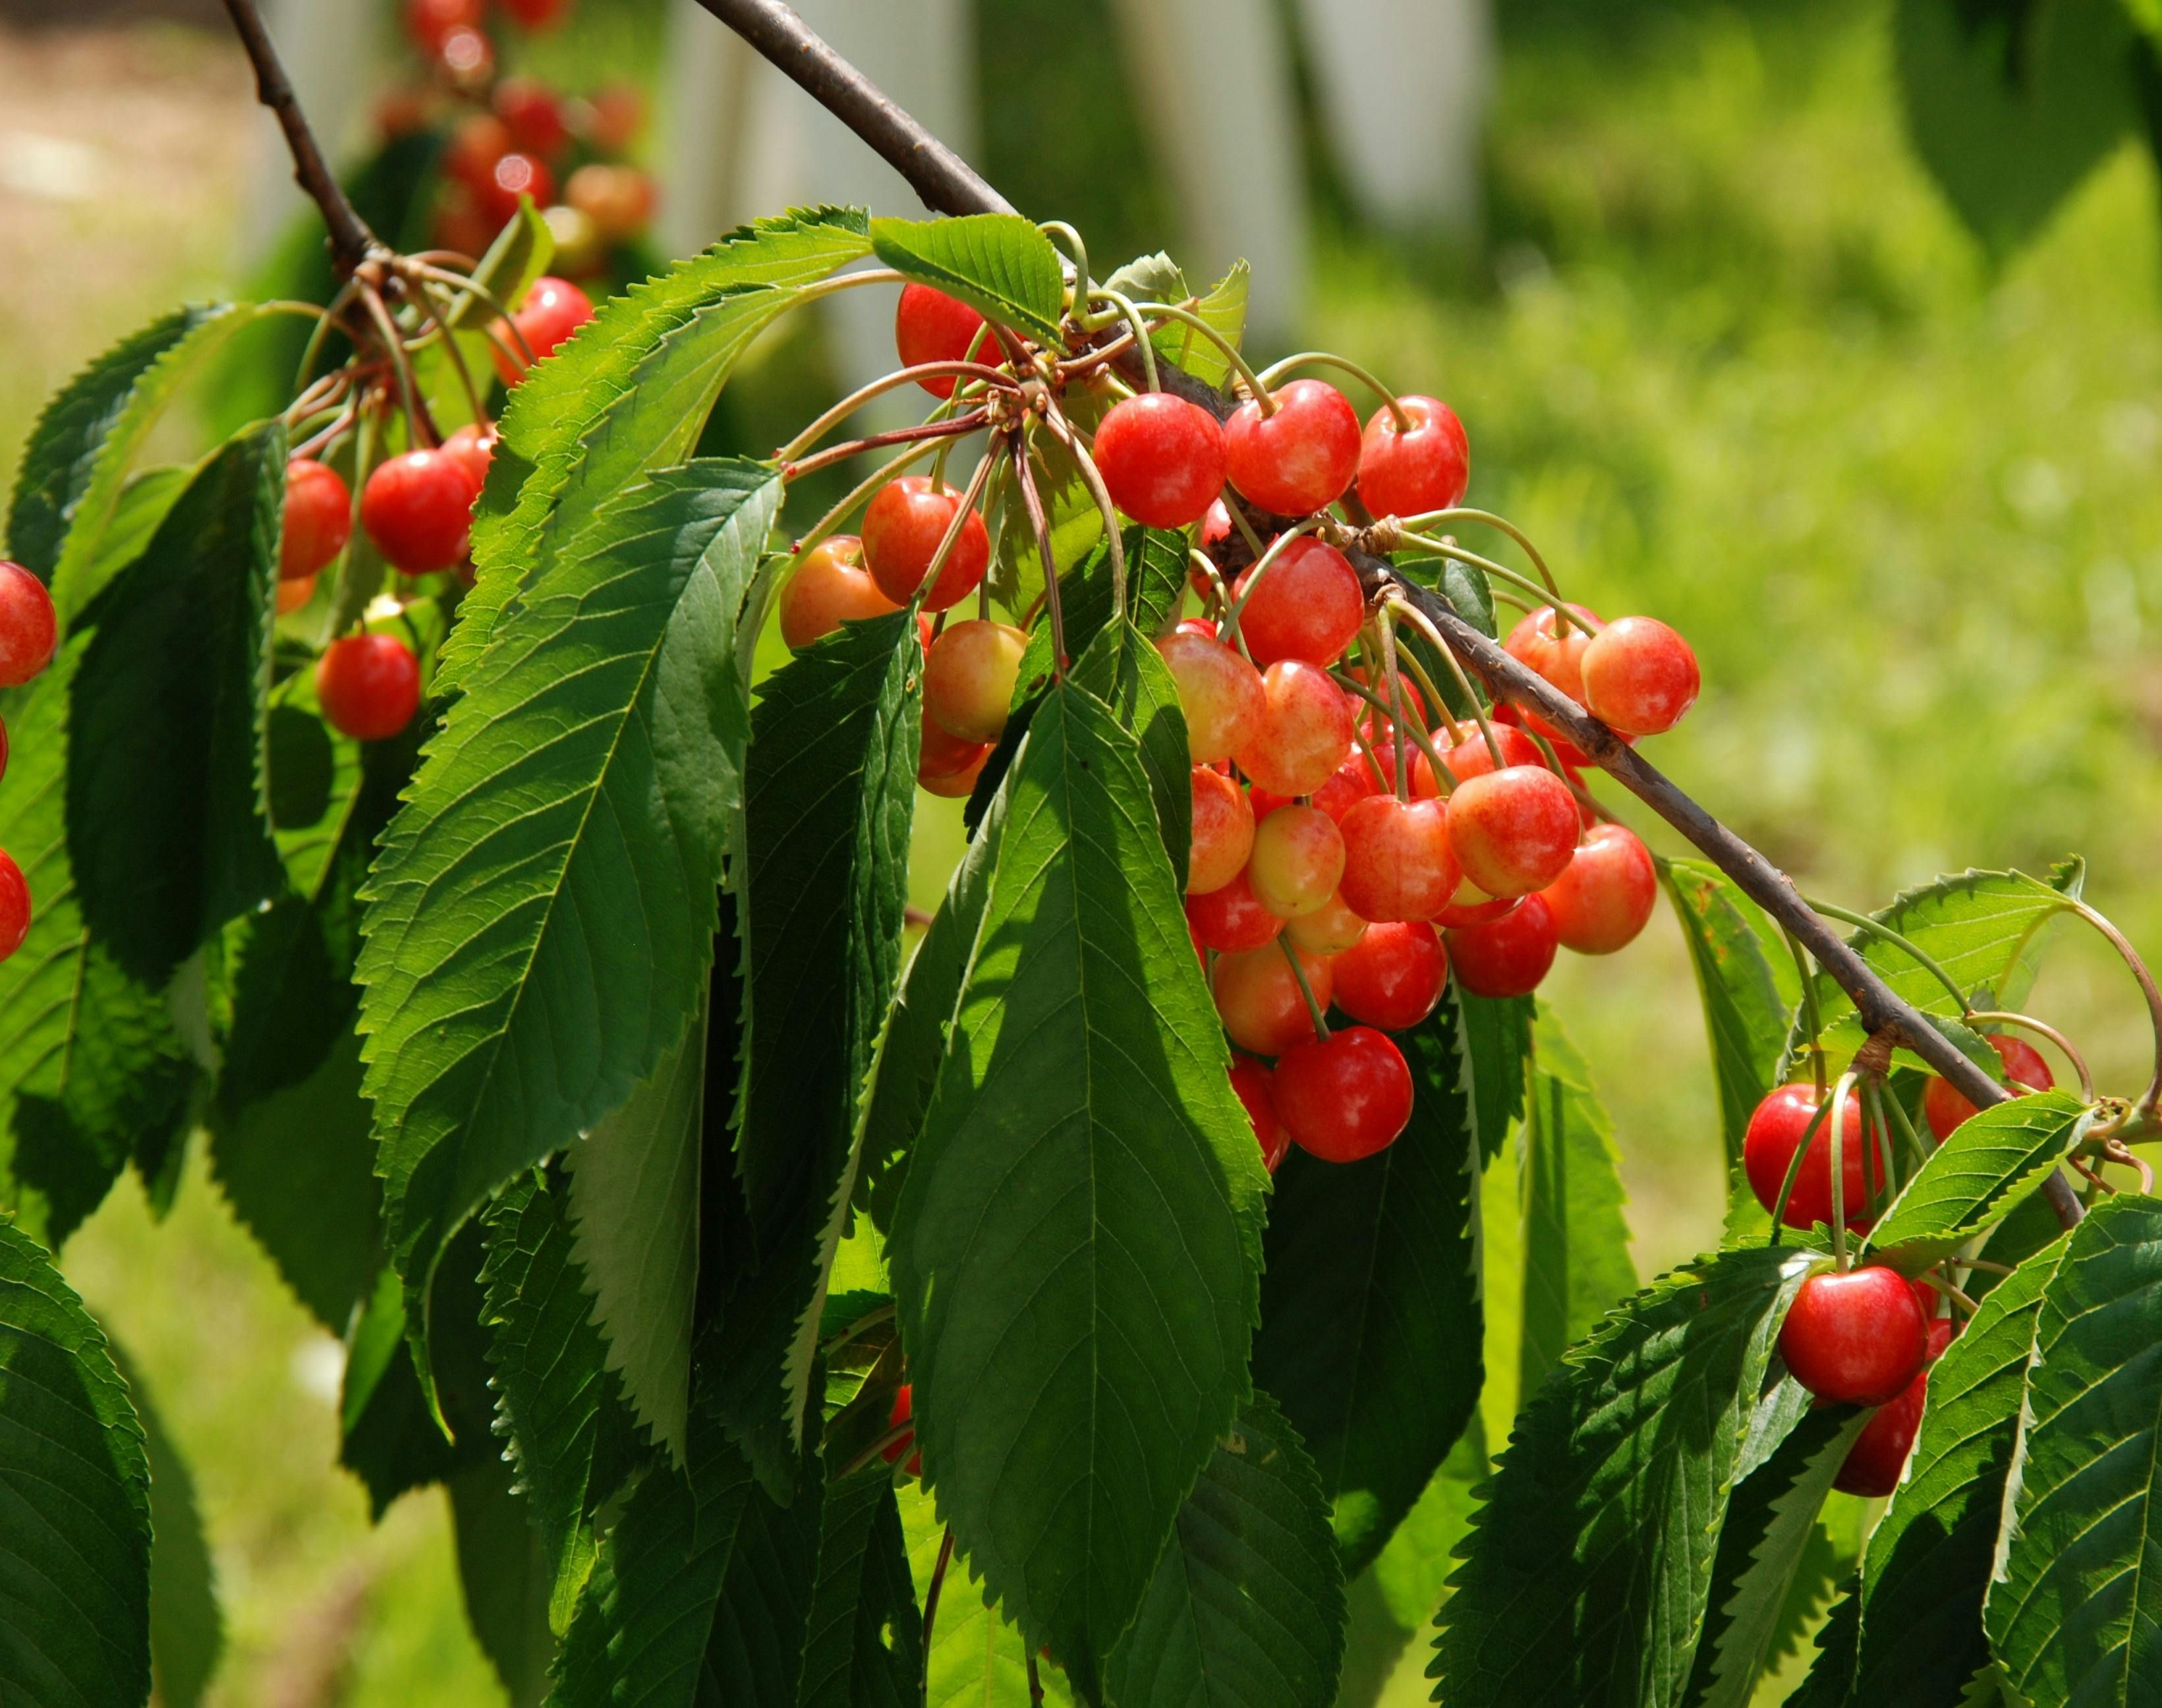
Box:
[4,0,2159,1700]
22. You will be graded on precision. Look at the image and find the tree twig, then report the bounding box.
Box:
[220,0,378,271]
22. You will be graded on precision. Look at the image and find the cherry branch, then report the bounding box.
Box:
[221,0,379,272]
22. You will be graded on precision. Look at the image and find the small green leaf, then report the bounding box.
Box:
[1862,1089,2093,1272]
[795,1467,923,1708]
[871,213,1066,343]
[1158,260,1249,388]
[1067,615,1191,888]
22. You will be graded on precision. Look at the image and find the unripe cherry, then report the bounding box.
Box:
[1230,538,1364,668]
[925,619,1027,743]
[316,633,421,741]
[1330,921,1446,1031]
[0,847,30,961]
[1580,615,1700,735]
[919,701,988,782]
[1155,631,1264,765]
[1234,661,1353,797]
[1338,795,1458,922]
[361,449,481,575]
[1743,1083,1871,1232]
[1286,890,1368,955]
[1093,393,1226,528]
[281,459,353,581]
[1186,868,1284,954]
[1230,1057,1290,1173]
[1210,943,1332,1056]
[1355,395,1469,520]
[1247,803,1346,919]
[1444,892,1558,998]
[894,284,987,399]
[1446,766,1580,899]
[919,745,990,799]
[1778,1266,1929,1406]
[1502,604,1602,705]
[1274,1026,1414,1162]
[1223,378,1361,515]
[0,561,58,688]
[861,476,990,612]
[494,275,592,382]
[1188,766,1255,895]
[1921,1034,2055,1139]
[1541,822,1657,954]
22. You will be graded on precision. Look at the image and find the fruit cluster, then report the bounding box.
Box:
[0,561,60,963]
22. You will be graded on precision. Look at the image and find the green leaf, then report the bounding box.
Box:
[1067,615,1192,887]
[447,200,554,331]
[360,461,779,1379]
[1784,1576,1863,1708]
[1372,1414,1489,1629]
[1160,261,1250,389]
[448,1454,558,1707]
[1429,1244,1819,1707]
[1012,526,1191,711]
[870,213,1066,343]
[1460,992,1533,1166]
[990,433,1109,622]
[1252,986,1483,1572]
[1518,1005,1636,1398]
[91,465,190,587]
[1985,1194,2162,1703]
[5,302,263,625]
[105,1343,221,1708]
[795,1467,923,1708]
[897,1481,1076,1707]
[1862,1089,2093,1272]
[0,1216,153,1708]
[67,420,286,985]
[890,680,1268,1697]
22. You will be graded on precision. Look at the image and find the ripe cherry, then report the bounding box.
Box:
[1492,699,1625,773]
[277,575,318,617]
[1309,756,1379,823]
[1338,795,1458,923]
[316,633,421,741]
[1286,889,1368,955]
[1230,538,1364,669]
[1922,1033,2055,1139]
[361,449,481,575]
[1224,379,1361,516]
[1779,1265,1929,1406]
[1093,393,1226,528]
[566,162,656,242]
[1435,890,1520,928]
[476,150,555,231]
[1211,944,1332,1056]
[1502,604,1601,706]
[894,284,987,399]
[1580,615,1700,735]
[1440,720,1543,782]
[1446,766,1579,899]
[1201,500,1233,552]
[1835,1317,1955,1496]
[440,422,496,494]
[919,701,988,783]
[1234,661,1354,797]
[882,1384,923,1477]
[1156,632,1265,766]
[1274,1026,1415,1162]
[1744,1083,1871,1232]
[919,745,990,799]
[1230,1056,1291,1173]
[0,847,30,961]
[861,476,991,612]
[405,0,481,51]
[1541,822,1657,954]
[1355,395,1469,520]
[0,562,58,689]
[280,459,353,582]
[925,619,1027,743]
[1331,921,1446,1031]
[493,77,567,156]
[1247,803,1346,919]
[494,275,592,382]
[1445,892,1558,998]
[1187,868,1285,954]
[444,112,511,190]
[1189,766,1255,895]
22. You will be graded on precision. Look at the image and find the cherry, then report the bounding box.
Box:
[919,700,988,782]
[1309,756,1379,823]
[1224,379,1361,516]
[1355,395,1469,520]
[1189,767,1257,896]
[894,284,987,399]
[1286,889,1368,955]
[861,476,991,611]
[567,162,658,243]
[1491,699,1625,773]
[362,449,481,575]
[925,619,1027,743]
[1435,890,1521,928]
[1202,500,1233,552]
[501,0,571,26]
[1156,632,1264,766]
[0,848,29,961]
[881,1384,923,1477]
[1331,921,1446,1031]
[1922,1033,2055,1139]
[0,562,58,689]
[1445,766,1579,899]
[1743,1083,1871,1232]
[1187,868,1285,954]
[1093,393,1227,528]
[494,275,592,382]
[444,113,511,191]
[1835,1318,1955,1496]
[1274,1027,1415,1162]
[280,459,353,583]
[440,422,496,494]
[493,77,567,156]
[584,83,646,153]
[476,150,555,231]
[1445,892,1558,998]
[1234,661,1354,797]
[1502,604,1601,704]
[1778,1265,1929,1406]
[277,576,318,617]
[1230,538,1364,669]
[1247,803,1346,919]
[1580,616,1699,735]
[1338,795,1458,922]
[1211,944,1332,1056]
[1230,1057,1291,1172]
[1541,822,1657,954]
[1440,720,1543,783]
[316,633,421,741]
[919,745,991,799]
[405,0,481,51]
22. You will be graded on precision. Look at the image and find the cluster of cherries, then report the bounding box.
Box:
[0,561,61,963]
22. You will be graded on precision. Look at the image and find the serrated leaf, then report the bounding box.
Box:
[0,1217,153,1708]
[116,1348,223,1708]
[890,680,1268,1697]
[1068,615,1191,888]
[448,1453,557,1707]
[1862,1089,2093,1272]
[1430,1243,1819,1707]
[897,1481,1077,1707]
[795,1467,923,1708]
[992,432,1109,621]
[1784,1575,1863,1708]
[1154,260,1249,389]
[1373,1413,1489,1629]
[360,461,778,1385]
[1252,986,1483,1572]
[1011,525,1190,710]
[1460,992,1532,1166]
[870,213,1066,343]
[1985,1194,2162,1703]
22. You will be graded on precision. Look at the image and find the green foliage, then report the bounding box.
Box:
[1460,992,1532,1166]
[897,1481,1075,1707]
[1101,254,1251,389]
[797,1467,923,1708]
[1371,1415,1489,1630]
[115,1347,223,1708]
[870,213,1067,343]
[447,1454,558,1706]
[1066,613,1192,885]
[1863,1088,2094,1272]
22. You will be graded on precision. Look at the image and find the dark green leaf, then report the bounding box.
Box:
[1010,525,1185,711]
[449,1454,557,1707]
[91,465,190,588]
[1460,992,1533,1165]
[1863,1089,2093,1272]
[115,1350,223,1708]
[795,1467,923,1708]
[870,213,1066,342]
[1784,1576,1862,1708]
[1371,1413,1489,1629]
[1069,615,1192,887]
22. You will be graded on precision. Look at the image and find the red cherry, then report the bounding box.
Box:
[0,561,57,689]
[1274,1026,1414,1162]
[501,0,571,28]
[0,847,30,961]
[440,422,496,494]
[1201,499,1233,552]
[894,284,988,399]
[1211,944,1332,1056]
[583,82,645,152]
[1189,766,1257,896]
[1187,868,1285,954]
[1436,889,1522,928]
[1224,379,1361,516]
[1580,616,1700,735]
[918,702,988,782]
[1743,1083,1873,1232]
[1247,803,1346,919]
[1230,1057,1290,1172]
[316,633,421,741]
[1155,632,1265,766]
[1355,395,1469,520]
[1338,795,1458,923]
[280,459,353,583]
[881,1384,923,1477]
[861,476,991,612]
[1779,1266,1929,1406]
[1230,537,1364,668]
[1234,661,1353,797]
[1835,1318,1955,1496]
[361,450,481,575]
[405,0,482,50]
[1921,1034,2055,1139]
[492,76,567,156]
[920,747,990,799]
[1540,822,1657,954]
[1094,394,1226,528]
[475,150,555,231]
[1440,720,1544,783]
[1444,892,1558,998]
[1331,921,1446,1031]
[1309,756,1379,823]
[924,619,1027,743]
[1503,602,1601,700]
[443,113,511,190]
[1445,766,1579,899]
[494,275,592,383]
[1285,889,1368,955]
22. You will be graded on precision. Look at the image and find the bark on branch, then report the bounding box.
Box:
[221,0,378,272]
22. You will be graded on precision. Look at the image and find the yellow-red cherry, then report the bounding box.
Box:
[1355,395,1469,520]
[1234,660,1354,797]
[1446,766,1579,899]
[1186,867,1285,954]
[1444,892,1558,997]
[0,847,30,962]
[861,476,990,612]
[1224,378,1361,516]
[494,275,592,383]
[1230,1056,1291,1172]
[1210,943,1332,1056]
[1247,803,1346,919]
[1580,615,1700,735]
[1274,1026,1414,1162]
[924,619,1027,743]
[1189,767,1256,896]
[1156,631,1265,765]
[1338,795,1458,923]
[1540,822,1657,954]
[1331,921,1446,1031]
[1231,537,1364,668]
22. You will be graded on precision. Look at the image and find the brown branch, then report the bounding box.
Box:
[221,0,378,271]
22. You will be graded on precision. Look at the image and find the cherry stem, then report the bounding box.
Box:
[1223,498,1270,563]
[1376,611,1410,802]
[820,1303,895,1357]
[1782,925,1830,1097]
[1027,1653,1046,1705]
[1878,1077,1933,1169]
[1124,299,1273,409]
[1279,938,1332,1040]
[923,1525,957,1666]
[403,258,537,364]
[1966,1010,2096,1101]
[1089,289,1160,395]
[1038,219,1094,316]
[2066,899,2162,1122]
[356,281,438,449]
[1218,521,1323,650]
[1802,896,1972,1017]
[1256,351,1412,431]
[1389,649,1461,785]
[785,439,947,573]
[1330,671,1453,791]
[1398,507,1562,605]
[1189,550,1232,623]
[783,411,990,482]
[1037,397,1127,621]
[1827,1069,1859,1270]
[1860,1077,1897,1209]
[1011,427,1068,675]
[1763,1089,1836,1247]
[1385,595,1502,771]
[403,275,490,430]
[835,1418,917,1481]
[917,440,1001,606]
[1397,533,1568,621]
[1916,1270,1981,1315]
[778,363,1017,463]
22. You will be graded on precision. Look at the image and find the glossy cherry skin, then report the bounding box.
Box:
[440,422,496,494]
[778,536,896,649]
[1286,889,1368,955]
[920,747,990,799]
[1922,1034,2055,1139]
[924,620,1027,743]
[1235,662,1355,797]
[1835,1318,1955,1496]
[862,476,991,612]
[1439,720,1543,783]
[1331,921,1446,1031]
[1445,892,1558,998]
[494,274,592,382]
[1581,615,1700,735]
[1355,395,1469,520]
[1156,632,1265,765]
[0,562,58,689]
[1230,1056,1291,1173]
[1231,537,1364,669]
[1744,1083,1872,1232]
[1338,795,1458,923]
[1309,756,1380,822]
[361,450,481,575]
[1446,766,1579,899]
[894,283,987,398]
[1541,822,1657,954]
[1779,1266,1930,1406]
[1094,393,1227,528]
[1187,868,1286,954]
[1224,379,1361,516]
[280,459,353,582]
[1210,944,1332,1056]
[0,847,30,961]
[1503,604,1601,705]
[1189,766,1256,895]
[406,0,482,49]
[1274,1026,1415,1162]
[882,1384,924,1477]
[1435,890,1522,928]
[1247,803,1346,919]
[316,633,422,741]
[919,702,988,783]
